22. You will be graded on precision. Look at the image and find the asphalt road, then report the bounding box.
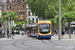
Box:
[0,35,75,50]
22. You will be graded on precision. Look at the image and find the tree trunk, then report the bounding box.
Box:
[68,22,71,38]
[5,20,7,38]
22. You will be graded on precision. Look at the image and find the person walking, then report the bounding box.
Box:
[62,30,65,38]
[22,30,25,35]
[14,30,16,34]
[2,30,5,38]
[28,30,29,35]
[12,30,15,39]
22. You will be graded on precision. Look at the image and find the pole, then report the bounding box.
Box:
[0,5,11,38]
[58,0,61,40]
[5,0,7,38]
[5,20,7,38]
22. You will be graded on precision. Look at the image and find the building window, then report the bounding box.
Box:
[17,0,19,2]
[23,12,25,15]
[7,0,9,3]
[12,0,16,3]
[20,0,22,3]
[9,6,11,9]
[20,12,22,15]
[23,5,25,9]
[17,12,19,15]
[12,6,14,9]
[20,5,22,9]
[6,6,9,10]
[32,18,34,23]
[36,18,38,23]
[29,18,30,20]
[15,6,17,9]
[23,0,24,2]
[17,5,19,9]
[2,6,4,9]
[12,0,14,3]
[28,11,30,16]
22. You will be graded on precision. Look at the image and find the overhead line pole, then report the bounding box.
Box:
[0,5,11,38]
[58,0,62,40]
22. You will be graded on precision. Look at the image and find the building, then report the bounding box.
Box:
[1,0,26,20]
[26,4,39,23]
[1,0,39,23]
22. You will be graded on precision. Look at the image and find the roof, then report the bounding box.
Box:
[38,20,51,24]
[26,23,37,27]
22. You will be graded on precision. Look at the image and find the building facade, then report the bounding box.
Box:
[1,0,39,23]
[1,0,26,20]
[26,4,39,23]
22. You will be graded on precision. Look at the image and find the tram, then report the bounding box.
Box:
[37,20,51,39]
[26,20,51,39]
[26,23,38,36]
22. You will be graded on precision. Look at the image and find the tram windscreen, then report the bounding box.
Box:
[39,23,50,34]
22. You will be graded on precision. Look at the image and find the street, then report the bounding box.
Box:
[0,34,75,50]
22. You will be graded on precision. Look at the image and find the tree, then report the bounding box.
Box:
[29,20,32,24]
[1,12,18,23]
[1,12,18,30]
[50,19,56,36]
[24,0,58,19]
[15,20,32,29]
[25,0,75,38]
[62,11,75,38]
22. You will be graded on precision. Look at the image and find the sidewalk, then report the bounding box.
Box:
[52,34,75,40]
[0,35,26,40]
[0,34,75,41]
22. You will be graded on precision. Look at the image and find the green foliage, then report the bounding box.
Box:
[1,12,18,23]
[11,27,16,30]
[9,12,18,20]
[24,0,58,19]
[1,12,7,15]
[29,20,32,24]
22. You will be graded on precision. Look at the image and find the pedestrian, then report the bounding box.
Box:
[20,30,22,35]
[55,30,57,34]
[14,30,16,34]
[16,30,18,34]
[22,30,25,35]
[7,30,9,38]
[28,30,29,35]
[12,30,15,39]
[2,30,5,38]
[62,30,65,38]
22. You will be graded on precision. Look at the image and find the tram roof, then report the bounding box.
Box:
[26,23,37,27]
[38,20,51,23]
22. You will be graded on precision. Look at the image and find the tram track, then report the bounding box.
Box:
[41,40,55,46]
[21,39,43,50]
[13,38,29,50]
[41,39,72,46]
[13,37,43,50]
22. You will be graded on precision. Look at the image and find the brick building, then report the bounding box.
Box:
[1,0,26,20]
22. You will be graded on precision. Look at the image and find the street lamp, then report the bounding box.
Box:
[0,6,11,38]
